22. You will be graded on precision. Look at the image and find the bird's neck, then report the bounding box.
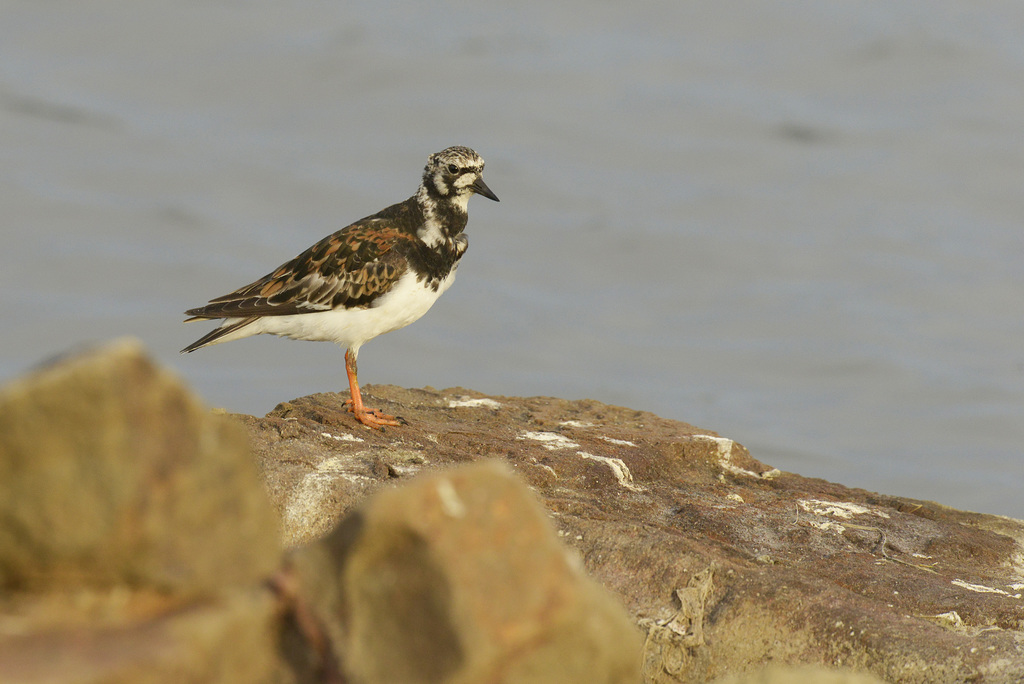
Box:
[415,183,469,248]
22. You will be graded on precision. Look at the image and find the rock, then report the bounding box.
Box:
[291,460,642,684]
[0,338,281,594]
[236,385,1024,683]
[0,339,282,683]
[0,588,279,684]
[712,666,887,684]
[0,342,649,684]
[5,340,1023,683]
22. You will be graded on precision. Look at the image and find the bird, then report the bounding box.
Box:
[181,146,499,429]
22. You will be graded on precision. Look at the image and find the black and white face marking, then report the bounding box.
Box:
[415,146,498,247]
[421,146,499,209]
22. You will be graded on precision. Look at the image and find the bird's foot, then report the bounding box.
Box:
[344,399,406,429]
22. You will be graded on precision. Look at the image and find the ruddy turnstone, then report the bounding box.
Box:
[181,146,498,429]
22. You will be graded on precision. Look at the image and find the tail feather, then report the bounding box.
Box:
[180,317,258,354]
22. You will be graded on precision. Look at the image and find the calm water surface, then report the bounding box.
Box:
[2,1,1022,518]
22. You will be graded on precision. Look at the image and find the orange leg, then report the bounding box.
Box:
[344,349,402,429]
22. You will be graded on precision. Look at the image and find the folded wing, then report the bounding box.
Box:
[185,222,412,320]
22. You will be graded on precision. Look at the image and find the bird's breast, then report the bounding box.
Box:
[408,236,466,292]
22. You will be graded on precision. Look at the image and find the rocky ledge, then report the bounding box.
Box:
[245,386,1024,683]
[1,340,1022,683]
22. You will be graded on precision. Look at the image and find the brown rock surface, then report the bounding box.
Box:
[713,666,887,684]
[0,339,281,683]
[0,338,280,594]
[292,460,642,683]
[236,385,1024,684]
[3,341,1023,683]
[0,589,278,684]
[0,341,645,683]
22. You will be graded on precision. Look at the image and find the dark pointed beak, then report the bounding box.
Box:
[470,176,499,202]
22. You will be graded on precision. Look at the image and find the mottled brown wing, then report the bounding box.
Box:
[185,221,412,319]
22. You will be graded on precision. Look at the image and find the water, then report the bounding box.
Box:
[2,1,1022,519]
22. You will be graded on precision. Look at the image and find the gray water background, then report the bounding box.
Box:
[2,1,1022,518]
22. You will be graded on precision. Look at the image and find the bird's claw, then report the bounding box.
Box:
[344,399,404,429]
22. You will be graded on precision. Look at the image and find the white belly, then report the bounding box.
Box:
[251,268,457,351]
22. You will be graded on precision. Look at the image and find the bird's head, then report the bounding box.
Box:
[422,146,499,210]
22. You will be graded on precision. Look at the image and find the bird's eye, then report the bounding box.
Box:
[447,164,459,174]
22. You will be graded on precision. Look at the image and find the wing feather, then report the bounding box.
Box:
[185,221,412,320]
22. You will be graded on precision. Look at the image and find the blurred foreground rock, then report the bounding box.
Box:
[242,385,1024,684]
[0,340,642,683]
[292,461,641,683]
[0,339,281,682]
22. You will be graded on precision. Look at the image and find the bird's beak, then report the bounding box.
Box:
[470,177,500,202]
